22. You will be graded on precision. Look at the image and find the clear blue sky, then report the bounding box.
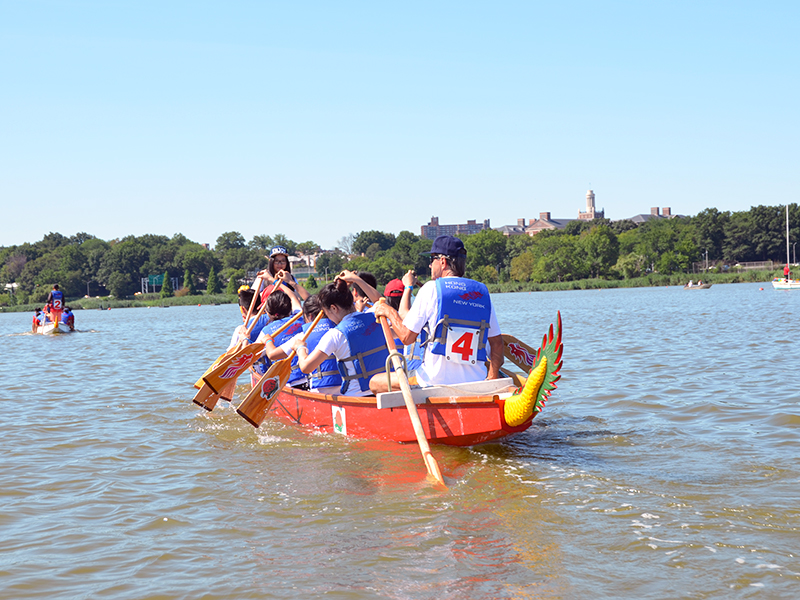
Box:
[1,1,797,250]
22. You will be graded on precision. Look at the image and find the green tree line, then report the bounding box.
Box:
[1,203,796,306]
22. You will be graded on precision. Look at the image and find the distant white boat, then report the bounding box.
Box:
[772,277,800,290]
[772,204,799,290]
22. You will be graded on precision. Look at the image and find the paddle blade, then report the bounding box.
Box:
[192,384,219,412]
[236,359,292,428]
[203,342,265,394]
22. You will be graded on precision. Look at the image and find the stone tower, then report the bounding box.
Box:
[578,189,604,220]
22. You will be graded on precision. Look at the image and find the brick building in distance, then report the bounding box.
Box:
[421,216,491,240]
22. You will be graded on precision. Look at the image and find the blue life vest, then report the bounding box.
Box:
[428,278,491,363]
[404,326,428,372]
[253,311,303,380]
[61,311,72,323]
[247,314,270,343]
[335,312,390,393]
[303,318,343,390]
[51,290,64,310]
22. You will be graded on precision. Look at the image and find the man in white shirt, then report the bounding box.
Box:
[372,235,504,392]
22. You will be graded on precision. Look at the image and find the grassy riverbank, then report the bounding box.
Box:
[0,293,237,313]
[1,268,781,314]
[486,268,778,293]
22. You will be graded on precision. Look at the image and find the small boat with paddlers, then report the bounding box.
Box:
[684,281,712,289]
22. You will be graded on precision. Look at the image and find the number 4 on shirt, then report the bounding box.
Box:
[445,327,480,364]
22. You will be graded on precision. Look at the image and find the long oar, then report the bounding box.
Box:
[376,307,446,488]
[237,311,324,428]
[203,310,303,394]
[242,275,263,325]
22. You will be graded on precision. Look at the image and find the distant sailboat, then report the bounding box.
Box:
[772,204,800,290]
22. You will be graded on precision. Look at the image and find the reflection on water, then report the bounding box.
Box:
[1,284,799,598]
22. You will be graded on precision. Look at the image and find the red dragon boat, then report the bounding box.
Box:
[232,313,563,447]
[264,378,533,446]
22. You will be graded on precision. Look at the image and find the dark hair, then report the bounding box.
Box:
[446,255,466,277]
[352,271,377,298]
[318,279,354,311]
[238,288,261,311]
[386,295,401,311]
[53,284,59,290]
[268,255,291,277]
[266,289,292,319]
[303,294,322,320]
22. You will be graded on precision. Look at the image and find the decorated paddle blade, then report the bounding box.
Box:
[237,360,291,428]
[503,311,563,427]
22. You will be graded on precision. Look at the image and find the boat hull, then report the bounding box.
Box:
[772,278,800,290]
[266,387,536,446]
[684,284,712,289]
[37,321,74,335]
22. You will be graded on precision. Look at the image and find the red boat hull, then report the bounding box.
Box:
[266,387,535,446]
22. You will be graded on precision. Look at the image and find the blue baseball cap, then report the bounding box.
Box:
[421,235,466,257]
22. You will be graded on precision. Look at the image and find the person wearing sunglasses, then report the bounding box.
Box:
[372,234,503,392]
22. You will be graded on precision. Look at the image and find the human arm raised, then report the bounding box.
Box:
[338,270,381,304]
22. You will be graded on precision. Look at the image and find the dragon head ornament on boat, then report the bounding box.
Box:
[503,312,563,427]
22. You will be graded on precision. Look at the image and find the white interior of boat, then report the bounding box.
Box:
[376,377,515,409]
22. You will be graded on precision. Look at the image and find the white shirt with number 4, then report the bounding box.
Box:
[402,277,501,387]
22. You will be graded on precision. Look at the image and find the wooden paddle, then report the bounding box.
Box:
[237,311,325,428]
[241,275,263,325]
[501,333,538,373]
[194,279,279,389]
[192,378,237,412]
[376,306,446,488]
[195,296,272,391]
[203,310,303,394]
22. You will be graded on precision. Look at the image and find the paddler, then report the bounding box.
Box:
[256,246,310,302]
[32,309,42,333]
[372,234,504,393]
[385,273,427,373]
[250,285,303,377]
[45,284,64,322]
[273,295,343,393]
[338,270,380,312]
[785,264,791,281]
[291,277,391,397]
[61,306,75,331]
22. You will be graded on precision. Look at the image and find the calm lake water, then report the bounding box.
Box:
[1,283,799,599]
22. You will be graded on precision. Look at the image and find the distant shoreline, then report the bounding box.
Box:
[1,269,779,314]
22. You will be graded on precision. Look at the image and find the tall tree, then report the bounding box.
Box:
[206,265,221,294]
[352,230,395,255]
[215,231,246,255]
[160,270,174,298]
[464,229,507,276]
[184,269,197,295]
